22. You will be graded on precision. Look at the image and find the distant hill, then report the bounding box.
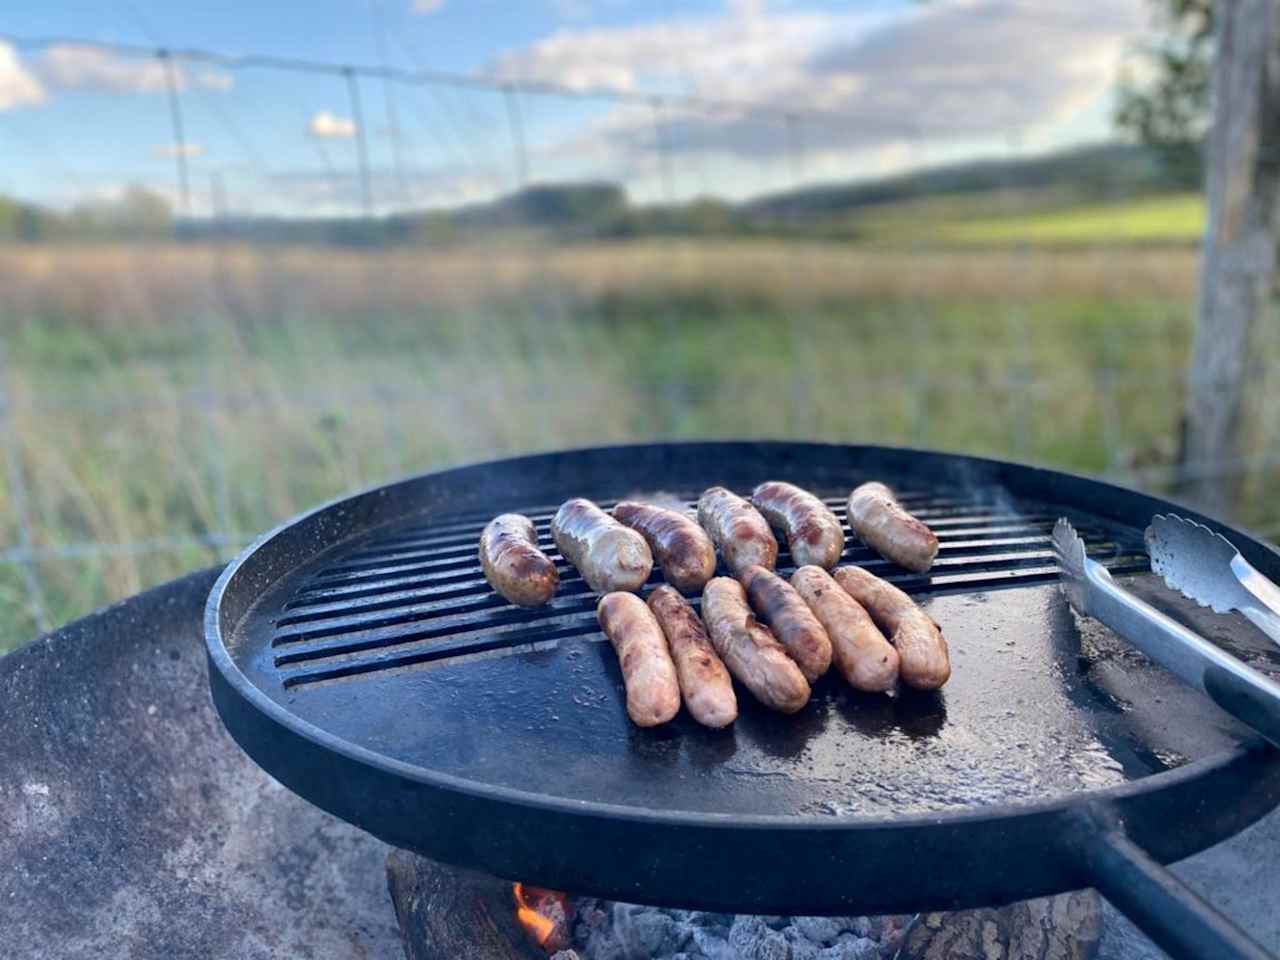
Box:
[3,141,1198,246]
[744,143,1192,222]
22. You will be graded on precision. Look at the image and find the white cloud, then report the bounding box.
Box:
[154,142,206,158]
[490,0,1148,183]
[308,110,357,139]
[197,69,234,91]
[489,1,843,98]
[0,42,47,110]
[37,45,178,94]
[413,0,445,13]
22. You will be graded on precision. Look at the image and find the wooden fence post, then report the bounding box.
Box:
[1182,0,1280,512]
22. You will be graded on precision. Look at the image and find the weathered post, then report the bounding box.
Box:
[1182,0,1280,512]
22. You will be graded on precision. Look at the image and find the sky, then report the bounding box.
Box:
[0,0,1155,217]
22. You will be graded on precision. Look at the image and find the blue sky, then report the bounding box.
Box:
[0,0,1152,216]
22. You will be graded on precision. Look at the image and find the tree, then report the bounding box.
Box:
[1181,0,1280,512]
[1114,0,1215,185]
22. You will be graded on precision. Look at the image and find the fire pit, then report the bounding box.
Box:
[206,442,1280,959]
[3,442,1279,959]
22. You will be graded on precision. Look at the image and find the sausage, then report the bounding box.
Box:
[478,513,559,607]
[596,592,681,727]
[832,565,950,690]
[790,565,898,692]
[647,585,737,728]
[552,498,653,594]
[739,565,833,682]
[614,501,717,594]
[700,577,810,713]
[846,482,938,572]
[750,481,845,569]
[696,487,778,575]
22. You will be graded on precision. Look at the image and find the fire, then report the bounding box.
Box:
[512,882,571,953]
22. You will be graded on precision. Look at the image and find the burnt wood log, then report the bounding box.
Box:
[388,849,1101,960]
[386,850,566,960]
[902,889,1103,960]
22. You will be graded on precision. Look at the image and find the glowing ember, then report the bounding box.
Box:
[512,882,572,953]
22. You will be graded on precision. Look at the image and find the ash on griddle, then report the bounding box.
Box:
[562,899,900,960]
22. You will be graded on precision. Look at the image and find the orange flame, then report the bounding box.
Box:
[512,882,571,953]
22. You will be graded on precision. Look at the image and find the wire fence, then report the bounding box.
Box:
[1,33,1278,645]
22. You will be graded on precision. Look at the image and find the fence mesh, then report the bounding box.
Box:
[1,34,1277,649]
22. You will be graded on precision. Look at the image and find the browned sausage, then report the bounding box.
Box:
[478,513,559,607]
[832,565,950,690]
[750,481,845,569]
[596,592,681,727]
[700,577,810,713]
[614,501,716,594]
[647,585,737,728]
[846,482,938,572]
[790,565,898,692]
[739,565,833,682]
[552,498,653,594]
[696,487,778,575]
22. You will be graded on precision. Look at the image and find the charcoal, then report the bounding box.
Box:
[816,937,879,960]
[728,917,791,960]
[690,924,732,958]
[793,916,844,945]
[612,906,687,959]
[727,916,770,951]
[785,938,823,960]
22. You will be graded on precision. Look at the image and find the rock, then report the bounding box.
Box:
[690,924,731,958]
[818,937,879,960]
[794,916,845,945]
[728,915,790,960]
[615,908,685,959]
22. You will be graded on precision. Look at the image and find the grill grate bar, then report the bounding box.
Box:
[284,520,1078,609]
[279,619,602,687]
[272,543,1144,650]
[275,553,1152,688]
[269,489,1150,689]
[364,496,1024,553]
[275,533,1125,628]
[286,521,1125,613]
[310,511,1061,583]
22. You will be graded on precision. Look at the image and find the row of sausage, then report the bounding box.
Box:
[596,559,948,728]
[477,480,949,728]
[480,481,939,607]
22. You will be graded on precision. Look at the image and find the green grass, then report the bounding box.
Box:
[0,238,1275,654]
[846,191,1204,247]
[940,193,1204,245]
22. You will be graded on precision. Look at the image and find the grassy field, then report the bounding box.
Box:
[846,191,1204,247]
[1,237,1277,653]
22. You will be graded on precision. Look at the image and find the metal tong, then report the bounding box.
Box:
[1053,518,1280,747]
[1145,513,1280,646]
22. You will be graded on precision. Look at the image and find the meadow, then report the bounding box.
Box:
[2,233,1276,652]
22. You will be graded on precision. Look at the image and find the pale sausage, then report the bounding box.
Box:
[552,498,653,593]
[596,592,681,727]
[846,482,938,572]
[833,565,950,690]
[696,487,778,575]
[791,565,898,692]
[701,577,810,713]
[751,481,845,569]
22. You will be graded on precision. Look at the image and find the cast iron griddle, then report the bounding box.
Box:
[206,443,1280,934]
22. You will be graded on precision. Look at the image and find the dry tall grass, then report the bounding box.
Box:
[2,239,1273,652]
